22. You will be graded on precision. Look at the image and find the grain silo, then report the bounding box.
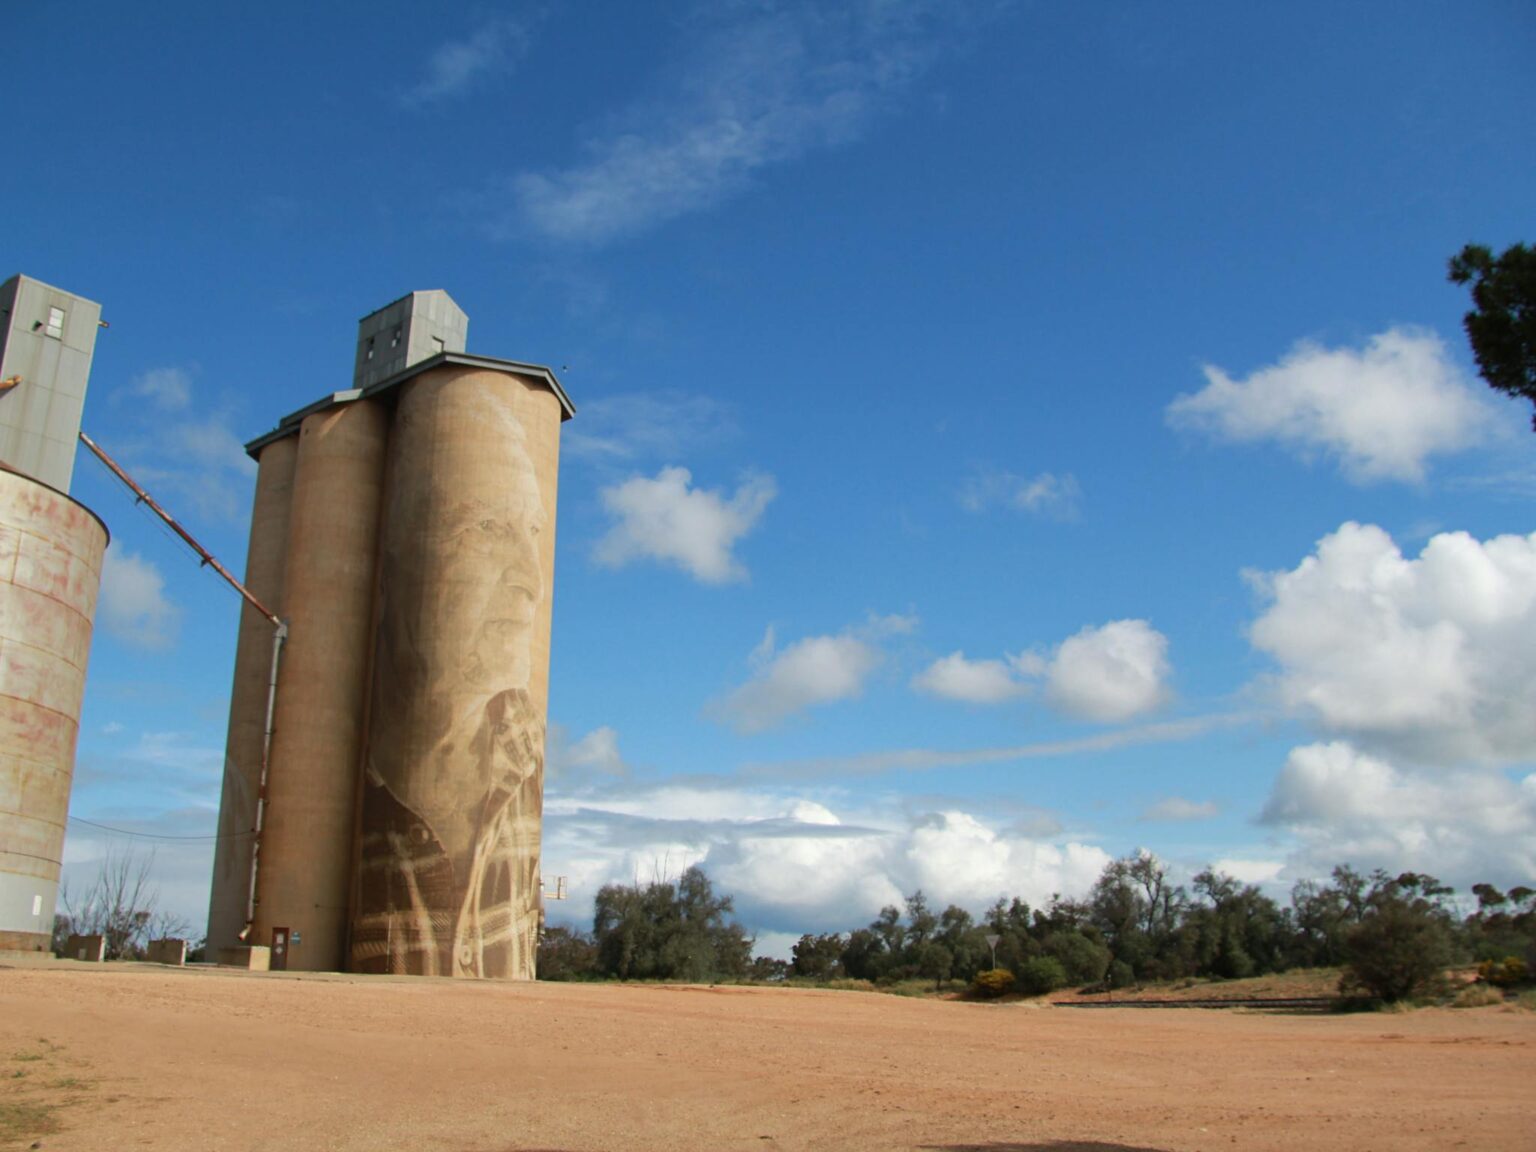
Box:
[0,275,108,954]
[205,291,572,978]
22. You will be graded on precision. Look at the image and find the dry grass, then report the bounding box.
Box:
[0,1039,92,1148]
[1453,984,1507,1008]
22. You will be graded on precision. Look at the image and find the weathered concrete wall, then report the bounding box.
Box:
[146,937,187,966]
[214,944,270,971]
[65,933,104,961]
[351,366,561,978]
[207,436,299,953]
[0,470,107,951]
[254,401,388,971]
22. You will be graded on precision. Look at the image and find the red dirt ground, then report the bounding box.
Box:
[1,961,1531,1151]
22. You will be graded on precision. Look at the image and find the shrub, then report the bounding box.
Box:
[1478,956,1529,988]
[1340,874,1456,1003]
[1016,955,1068,996]
[971,968,1016,999]
[1453,984,1506,1008]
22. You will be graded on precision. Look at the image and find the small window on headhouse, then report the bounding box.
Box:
[366,337,376,361]
[391,327,402,349]
[44,307,65,339]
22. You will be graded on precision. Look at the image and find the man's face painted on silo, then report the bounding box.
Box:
[419,396,545,699]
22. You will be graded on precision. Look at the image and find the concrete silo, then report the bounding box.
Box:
[206,434,298,954]
[351,364,563,979]
[0,275,107,953]
[207,291,572,978]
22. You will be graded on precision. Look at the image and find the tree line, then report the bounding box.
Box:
[539,853,1535,1003]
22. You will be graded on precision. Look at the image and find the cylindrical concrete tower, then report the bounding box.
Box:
[254,400,389,970]
[0,469,107,952]
[206,436,299,952]
[351,365,561,978]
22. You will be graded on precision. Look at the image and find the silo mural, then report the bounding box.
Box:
[206,292,572,978]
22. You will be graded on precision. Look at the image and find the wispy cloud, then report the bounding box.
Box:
[1140,796,1220,822]
[563,391,737,463]
[960,468,1083,520]
[735,712,1254,782]
[104,365,257,525]
[492,2,995,245]
[99,545,179,651]
[123,367,192,411]
[402,16,531,106]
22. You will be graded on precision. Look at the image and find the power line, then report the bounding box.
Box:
[68,815,253,842]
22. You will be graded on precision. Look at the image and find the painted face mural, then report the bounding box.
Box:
[351,377,548,978]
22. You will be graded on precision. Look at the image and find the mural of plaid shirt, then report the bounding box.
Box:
[350,688,543,978]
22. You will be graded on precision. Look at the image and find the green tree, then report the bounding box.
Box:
[790,932,844,979]
[1448,242,1536,429]
[537,926,598,980]
[1340,872,1458,1002]
[591,866,751,981]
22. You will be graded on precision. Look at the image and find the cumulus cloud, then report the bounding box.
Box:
[1248,522,1536,764]
[542,780,1110,938]
[594,467,775,583]
[498,3,992,244]
[402,17,529,106]
[960,469,1082,520]
[911,620,1172,722]
[1166,327,1492,483]
[1260,742,1536,886]
[1141,797,1219,822]
[911,651,1031,704]
[1044,619,1172,723]
[716,625,882,733]
[99,546,178,650]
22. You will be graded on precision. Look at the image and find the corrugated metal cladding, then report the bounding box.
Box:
[0,469,107,951]
[207,295,567,979]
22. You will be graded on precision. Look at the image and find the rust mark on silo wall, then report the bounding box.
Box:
[0,469,106,950]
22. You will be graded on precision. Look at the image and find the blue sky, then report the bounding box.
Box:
[10,1,1535,952]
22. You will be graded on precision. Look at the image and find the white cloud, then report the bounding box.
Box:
[911,621,1171,722]
[108,366,256,524]
[547,725,629,786]
[1260,741,1536,886]
[1248,522,1536,764]
[99,546,178,650]
[125,367,191,411]
[960,469,1082,520]
[595,466,774,584]
[402,17,529,106]
[1210,858,1284,886]
[1166,327,1493,483]
[717,626,881,733]
[1141,797,1219,822]
[542,780,1110,937]
[501,3,988,244]
[563,391,736,463]
[1045,619,1172,723]
[911,651,1031,704]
